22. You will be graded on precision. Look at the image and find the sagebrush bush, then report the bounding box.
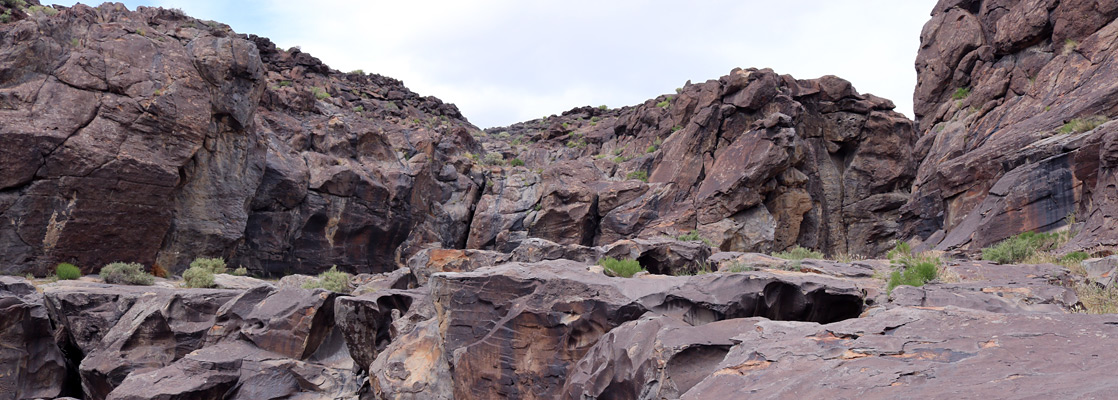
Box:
[100,262,154,286]
[981,232,1061,264]
[302,266,352,293]
[55,263,81,280]
[599,257,644,278]
[232,267,248,276]
[676,230,713,246]
[182,266,215,288]
[772,246,824,261]
[189,257,226,274]
[627,170,648,182]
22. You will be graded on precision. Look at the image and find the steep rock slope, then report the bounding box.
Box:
[480,69,916,257]
[905,0,1118,251]
[0,4,482,276]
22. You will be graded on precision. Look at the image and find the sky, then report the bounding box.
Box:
[51,1,939,128]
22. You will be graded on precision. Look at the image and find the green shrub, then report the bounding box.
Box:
[590,116,601,123]
[302,266,352,293]
[886,258,939,292]
[483,152,505,165]
[353,105,364,113]
[189,257,227,274]
[670,125,683,133]
[886,241,912,261]
[1059,116,1107,134]
[599,257,644,278]
[656,100,670,108]
[981,231,1061,264]
[232,266,248,276]
[100,262,154,286]
[278,80,292,87]
[772,246,824,261]
[510,158,525,167]
[566,138,587,149]
[56,263,81,280]
[627,170,648,182]
[598,105,608,110]
[182,266,215,288]
[311,86,330,100]
[349,69,364,75]
[1061,251,1091,264]
[951,87,970,100]
[27,5,58,16]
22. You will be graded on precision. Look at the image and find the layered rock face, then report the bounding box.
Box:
[905,0,1118,251]
[0,4,482,276]
[481,70,917,257]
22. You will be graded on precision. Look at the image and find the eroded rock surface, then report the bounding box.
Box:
[906,0,1118,252]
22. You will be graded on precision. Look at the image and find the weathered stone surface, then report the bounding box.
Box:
[600,238,712,275]
[334,289,421,371]
[0,3,484,277]
[428,261,865,399]
[0,277,68,400]
[352,267,417,295]
[562,315,754,400]
[887,260,1079,313]
[681,307,1118,398]
[905,0,1118,251]
[483,68,916,257]
[105,356,240,400]
[204,287,338,360]
[64,286,238,399]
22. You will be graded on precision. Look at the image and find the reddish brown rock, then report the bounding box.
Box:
[681,307,1118,399]
[905,0,1118,251]
[562,315,755,400]
[483,67,916,257]
[0,277,68,400]
[428,261,865,399]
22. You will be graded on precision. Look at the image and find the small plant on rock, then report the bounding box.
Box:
[627,170,648,182]
[483,152,505,166]
[951,87,971,100]
[510,158,525,167]
[676,230,713,246]
[311,86,330,100]
[600,257,644,278]
[981,231,1062,264]
[884,241,942,293]
[772,246,824,261]
[302,266,352,293]
[232,266,248,276]
[100,262,154,286]
[1059,116,1108,134]
[56,263,81,280]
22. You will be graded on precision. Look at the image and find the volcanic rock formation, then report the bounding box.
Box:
[905,0,1118,252]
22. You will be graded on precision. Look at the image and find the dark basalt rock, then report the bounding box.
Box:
[905,0,1118,252]
[0,277,68,400]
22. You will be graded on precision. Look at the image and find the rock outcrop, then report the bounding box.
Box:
[905,0,1118,252]
[0,4,482,277]
[482,70,917,257]
[0,277,68,399]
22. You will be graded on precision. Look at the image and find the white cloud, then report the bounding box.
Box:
[54,0,938,128]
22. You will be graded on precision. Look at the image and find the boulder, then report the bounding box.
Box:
[0,277,68,399]
[428,260,865,399]
[212,274,274,290]
[562,315,756,399]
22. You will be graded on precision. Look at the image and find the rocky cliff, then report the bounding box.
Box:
[906,0,1118,252]
[0,2,916,278]
[479,70,916,258]
[4,1,1118,400]
[0,3,483,276]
